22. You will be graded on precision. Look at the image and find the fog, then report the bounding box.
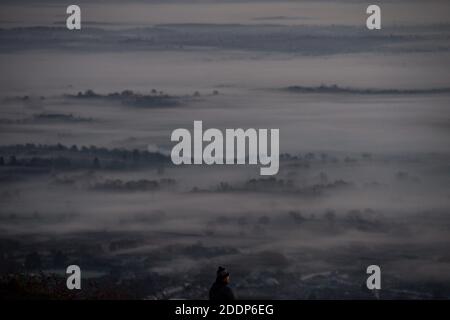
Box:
[1,0,450,299]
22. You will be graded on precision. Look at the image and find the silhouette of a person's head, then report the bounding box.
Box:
[216,266,230,284]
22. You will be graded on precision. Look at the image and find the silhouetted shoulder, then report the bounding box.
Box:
[209,282,235,301]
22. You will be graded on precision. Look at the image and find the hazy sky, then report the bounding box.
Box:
[1,0,450,28]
